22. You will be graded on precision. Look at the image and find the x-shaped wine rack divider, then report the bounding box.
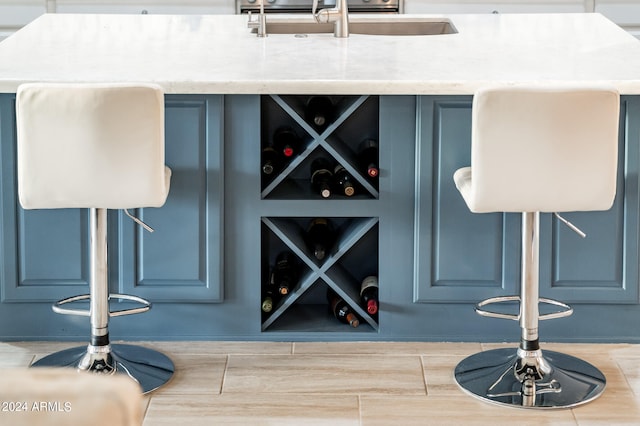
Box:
[261,95,379,200]
[261,216,379,331]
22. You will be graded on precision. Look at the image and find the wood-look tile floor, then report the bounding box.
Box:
[1,341,639,425]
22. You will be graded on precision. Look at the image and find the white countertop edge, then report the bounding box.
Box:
[3,80,640,96]
[1,13,640,95]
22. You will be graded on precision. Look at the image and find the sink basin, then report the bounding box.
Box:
[255,19,457,36]
[351,20,456,36]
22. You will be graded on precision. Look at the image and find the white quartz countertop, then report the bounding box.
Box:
[1,13,640,94]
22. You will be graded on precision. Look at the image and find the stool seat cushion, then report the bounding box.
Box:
[0,368,144,426]
[454,85,619,213]
[16,83,171,210]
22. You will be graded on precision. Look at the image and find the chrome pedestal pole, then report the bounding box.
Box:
[32,208,174,394]
[454,212,606,409]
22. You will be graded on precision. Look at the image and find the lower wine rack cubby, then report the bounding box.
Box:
[261,216,379,332]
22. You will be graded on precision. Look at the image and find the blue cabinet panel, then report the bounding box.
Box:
[415,96,640,305]
[1,96,90,302]
[18,209,88,286]
[539,97,639,303]
[0,94,223,304]
[119,96,224,302]
[414,97,520,302]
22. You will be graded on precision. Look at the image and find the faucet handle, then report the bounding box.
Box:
[312,0,319,15]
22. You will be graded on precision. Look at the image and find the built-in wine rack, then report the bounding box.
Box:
[260,95,380,200]
[261,217,379,331]
[260,95,380,333]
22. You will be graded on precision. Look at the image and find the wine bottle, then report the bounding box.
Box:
[358,139,379,179]
[360,275,379,316]
[262,262,277,312]
[333,164,355,197]
[273,126,300,159]
[261,145,280,176]
[327,289,360,328]
[272,251,299,296]
[261,287,278,313]
[310,157,334,198]
[305,218,336,261]
[305,96,333,130]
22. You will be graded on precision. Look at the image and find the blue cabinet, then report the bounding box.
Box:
[0,95,224,307]
[414,96,640,305]
[119,96,224,303]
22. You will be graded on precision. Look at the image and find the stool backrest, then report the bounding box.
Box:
[469,85,619,213]
[16,83,170,209]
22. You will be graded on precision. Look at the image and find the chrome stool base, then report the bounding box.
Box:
[454,347,606,409]
[32,343,174,394]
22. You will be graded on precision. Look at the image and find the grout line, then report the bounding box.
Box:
[358,394,363,426]
[419,356,429,396]
[218,354,229,395]
[614,357,637,397]
[140,396,152,422]
[569,407,580,426]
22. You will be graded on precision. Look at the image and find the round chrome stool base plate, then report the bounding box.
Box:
[31,344,174,394]
[454,348,605,409]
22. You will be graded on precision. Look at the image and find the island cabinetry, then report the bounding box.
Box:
[0,94,224,304]
[414,96,640,305]
[1,92,640,341]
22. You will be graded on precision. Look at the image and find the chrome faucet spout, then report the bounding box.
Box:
[247,0,267,37]
[312,0,349,38]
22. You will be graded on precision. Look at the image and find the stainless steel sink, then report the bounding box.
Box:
[256,19,457,36]
[352,20,456,36]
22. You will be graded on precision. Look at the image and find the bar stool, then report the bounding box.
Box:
[16,83,174,393]
[452,85,619,408]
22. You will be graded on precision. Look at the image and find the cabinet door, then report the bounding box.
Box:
[414,96,521,303]
[414,96,639,304]
[119,95,224,303]
[0,95,90,303]
[0,94,224,304]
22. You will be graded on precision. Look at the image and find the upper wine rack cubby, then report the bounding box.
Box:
[260,95,380,200]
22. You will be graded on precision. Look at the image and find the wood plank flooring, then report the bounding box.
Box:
[1,341,639,425]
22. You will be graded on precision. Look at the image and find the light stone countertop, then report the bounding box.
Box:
[0,13,639,94]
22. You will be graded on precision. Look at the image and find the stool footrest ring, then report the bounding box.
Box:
[475,295,573,321]
[52,294,152,317]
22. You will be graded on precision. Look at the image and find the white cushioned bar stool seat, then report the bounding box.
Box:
[16,83,174,394]
[0,368,144,426]
[452,85,619,409]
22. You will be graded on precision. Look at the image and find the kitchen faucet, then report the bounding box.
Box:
[312,0,349,38]
[247,0,267,37]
